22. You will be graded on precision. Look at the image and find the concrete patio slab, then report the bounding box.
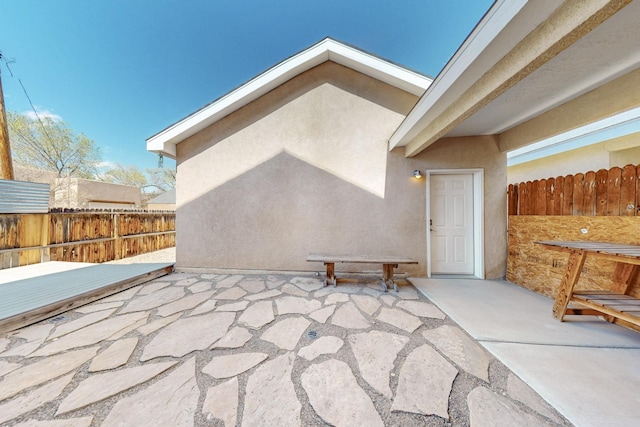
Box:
[411,277,640,427]
[411,278,640,347]
[484,342,640,426]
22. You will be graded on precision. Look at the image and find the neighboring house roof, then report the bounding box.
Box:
[147,188,176,204]
[391,0,640,157]
[147,37,433,158]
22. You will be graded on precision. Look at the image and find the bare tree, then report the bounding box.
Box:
[7,111,102,178]
[146,166,176,192]
[102,164,149,188]
[102,164,175,192]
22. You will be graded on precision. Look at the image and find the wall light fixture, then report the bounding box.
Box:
[413,170,422,179]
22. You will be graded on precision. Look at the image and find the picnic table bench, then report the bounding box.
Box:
[306,254,418,292]
[538,241,640,332]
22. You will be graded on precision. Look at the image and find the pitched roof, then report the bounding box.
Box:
[147,37,432,158]
[147,188,175,205]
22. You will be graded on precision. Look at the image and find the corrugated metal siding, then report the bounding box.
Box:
[0,179,50,213]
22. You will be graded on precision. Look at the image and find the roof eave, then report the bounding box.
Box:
[388,0,527,152]
[146,37,432,158]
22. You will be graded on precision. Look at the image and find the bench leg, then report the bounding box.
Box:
[382,264,398,293]
[552,249,586,320]
[324,262,335,287]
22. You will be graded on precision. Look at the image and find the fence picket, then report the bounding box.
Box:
[620,165,636,216]
[531,181,538,215]
[637,166,640,217]
[573,173,585,215]
[553,176,564,215]
[595,169,608,215]
[583,171,596,216]
[563,175,574,215]
[536,179,546,215]
[606,167,622,216]
[508,184,517,215]
[546,177,555,215]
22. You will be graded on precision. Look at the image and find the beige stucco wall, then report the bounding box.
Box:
[176,62,507,279]
[147,203,176,211]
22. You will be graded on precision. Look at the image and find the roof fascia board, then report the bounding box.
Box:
[388,0,527,151]
[148,141,176,158]
[147,38,431,158]
[326,45,431,96]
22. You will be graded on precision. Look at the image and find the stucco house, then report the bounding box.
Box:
[14,165,143,209]
[53,177,142,210]
[148,0,640,280]
[146,188,176,211]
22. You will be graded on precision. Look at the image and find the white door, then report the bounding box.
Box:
[430,173,474,274]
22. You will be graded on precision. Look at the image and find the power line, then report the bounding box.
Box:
[0,52,57,149]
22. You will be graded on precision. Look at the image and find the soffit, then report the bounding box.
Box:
[448,0,640,137]
[392,0,640,155]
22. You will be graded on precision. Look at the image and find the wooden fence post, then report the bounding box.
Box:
[40,214,50,263]
[114,213,121,260]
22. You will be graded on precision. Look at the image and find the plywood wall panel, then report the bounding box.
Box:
[507,215,640,299]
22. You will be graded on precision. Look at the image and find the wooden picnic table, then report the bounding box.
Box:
[306,254,418,292]
[537,241,640,332]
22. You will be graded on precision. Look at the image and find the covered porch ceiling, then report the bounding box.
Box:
[390,0,640,157]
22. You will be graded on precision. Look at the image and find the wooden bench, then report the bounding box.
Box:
[538,241,640,332]
[306,254,418,292]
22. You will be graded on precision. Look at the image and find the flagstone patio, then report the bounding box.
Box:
[0,272,571,426]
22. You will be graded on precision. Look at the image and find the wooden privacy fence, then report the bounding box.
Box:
[507,163,640,300]
[0,211,175,269]
[508,164,640,216]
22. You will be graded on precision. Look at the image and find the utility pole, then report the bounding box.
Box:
[0,52,15,180]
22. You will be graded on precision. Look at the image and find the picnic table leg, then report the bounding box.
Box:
[552,249,586,321]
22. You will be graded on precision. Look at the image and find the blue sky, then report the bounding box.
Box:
[1,0,493,172]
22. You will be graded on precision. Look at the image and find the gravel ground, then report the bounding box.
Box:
[104,247,176,264]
